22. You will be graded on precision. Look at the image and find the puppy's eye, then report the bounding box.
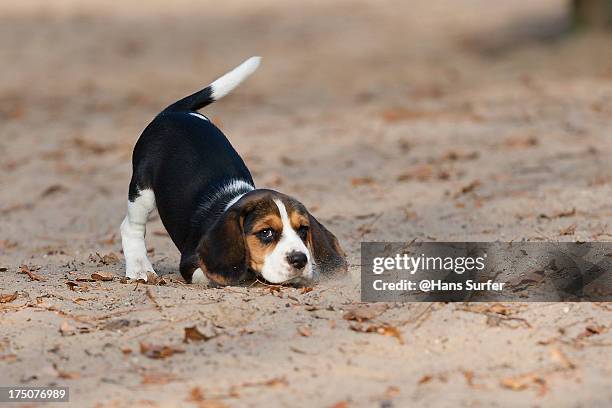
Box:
[255,228,275,243]
[297,225,309,241]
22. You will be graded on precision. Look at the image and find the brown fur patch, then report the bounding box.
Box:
[250,215,283,233]
[198,260,231,286]
[288,211,309,230]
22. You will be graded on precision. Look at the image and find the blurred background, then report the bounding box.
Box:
[3,0,612,259]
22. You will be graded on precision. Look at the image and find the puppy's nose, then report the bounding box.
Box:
[287,251,308,270]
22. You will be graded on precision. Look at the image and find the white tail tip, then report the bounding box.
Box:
[210,56,262,100]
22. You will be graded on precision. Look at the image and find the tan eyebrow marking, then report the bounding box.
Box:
[251,214,283,233]
[289,211,309,230]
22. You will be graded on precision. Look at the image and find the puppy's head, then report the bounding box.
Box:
[197,189,346,285]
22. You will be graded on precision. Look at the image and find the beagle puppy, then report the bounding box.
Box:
[120,57,346,285]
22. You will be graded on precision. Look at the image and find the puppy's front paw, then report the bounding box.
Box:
[126,258,157,282]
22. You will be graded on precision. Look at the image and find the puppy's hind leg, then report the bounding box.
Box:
[120,189,157,281]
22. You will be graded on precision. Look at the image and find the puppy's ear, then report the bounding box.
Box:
[197,208,250,285]
[307,213,347,274]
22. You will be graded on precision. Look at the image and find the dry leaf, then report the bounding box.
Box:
[301,287,313,294]
[40,184,67,198]
[381,107,429,122]
[384,385,400,398]
[187,387,230,408]
[91,272,114,281]
[343,304,389,322]
[397,165,434,182]
[142,372,178,385]
[550,347,576,370]
[20,264,45,281]
[139,342,185,359]
[184,323,219,343]
[559,224,576,236]
[238,377,288,390]
[455,180,481,196]
[53,364,80,380]
[65,281,89,292]
[500,373,547,395]
[90,252,120,265]
[504,135,538,149]
[329,401,349,408]
[351,177,375,186]
[417,375,432,385]
[539,208,576,220]
[0,292,18,303]
[0,354,17,363]
[350,323,404,344]
[461,369,483,388]
[458,303,512,315]
[145,273,167,285]
[59,321,76,336]
[297,326,311,337]
[578,325,607,338]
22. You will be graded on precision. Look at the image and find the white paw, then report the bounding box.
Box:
[191,268,210,285]
[126,258,157,282]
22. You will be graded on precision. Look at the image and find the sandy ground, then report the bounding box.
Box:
[1,0,612,407]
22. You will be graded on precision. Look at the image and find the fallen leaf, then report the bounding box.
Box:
[329,401,349,408]
[59,321,76,336]
[0,354,17,363]
[458,303,512,315]
[578,325,607,338]
[187,387,230,408]
[141,372,178,385]
[396,164,434,182]
[350,323,404,344]
[343,304,389,322]
[139,342,185,359]
[0,292,18,303]
[184,323,219,343]
[91,272,114,281]
[417,375,432,385]
[500,373,547,395]
[40,184,67,198]
[238,377,288,390]
[559,224,576,236]
[381,107,431,122]
[53,364,80,380]
[145,273,167,286]
[455,180,481,196]
[384,385,400,398]
[549,347,576,370]
[300,287,313,294]
[504,135,538,149]
[297,326,311,337]
[20,264,45,281]
[538,208,576,220]
[460,369,484,388]
[351,177,375,186]
[89,252,120,265]
[440,150,479,162]
[65,281,89,292]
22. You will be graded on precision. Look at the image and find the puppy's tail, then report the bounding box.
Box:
[162,56,261,113]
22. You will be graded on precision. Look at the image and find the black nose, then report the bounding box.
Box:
[287,251,308,269]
